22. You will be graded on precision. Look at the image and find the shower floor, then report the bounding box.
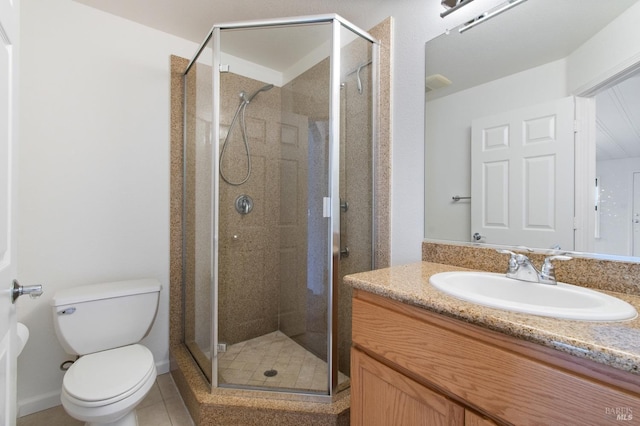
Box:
[217,331,348,392]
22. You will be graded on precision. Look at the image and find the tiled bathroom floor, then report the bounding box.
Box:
[218,331,348,391]
[17,373,194,426]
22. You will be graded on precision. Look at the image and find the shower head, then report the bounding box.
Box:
[242,84,274,104]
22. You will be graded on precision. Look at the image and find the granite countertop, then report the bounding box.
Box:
[344,261,640,375]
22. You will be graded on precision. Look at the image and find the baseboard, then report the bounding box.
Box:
[17,389,61,417]
[156,357,170,375]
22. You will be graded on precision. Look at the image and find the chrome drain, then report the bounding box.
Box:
[263,369,278,377]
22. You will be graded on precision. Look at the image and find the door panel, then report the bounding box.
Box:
[351,348,464,426]
[524,155,555,229]
[483,161,509,228]
[471,97,575,250]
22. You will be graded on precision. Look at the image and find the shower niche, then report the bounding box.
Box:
[182,14,378,398]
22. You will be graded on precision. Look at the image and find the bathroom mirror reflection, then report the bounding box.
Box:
[425,0,640,259]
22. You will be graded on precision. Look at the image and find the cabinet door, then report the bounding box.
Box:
[351,348,464,426]
[465,410,498,426]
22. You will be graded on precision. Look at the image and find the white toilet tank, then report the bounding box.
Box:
[51,278,161,356]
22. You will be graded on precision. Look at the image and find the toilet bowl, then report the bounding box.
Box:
[61,344,157,426]
[51,279,161,426]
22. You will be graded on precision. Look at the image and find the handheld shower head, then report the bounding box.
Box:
[243,84,274,104]
[221,83,276,186]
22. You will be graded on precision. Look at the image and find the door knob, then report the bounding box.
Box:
[12,279,44,304]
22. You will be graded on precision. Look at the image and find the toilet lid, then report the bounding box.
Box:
[63,344,155,403]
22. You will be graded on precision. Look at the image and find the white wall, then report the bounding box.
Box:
[567,0,640,94]
[425,59,568,241]
[16,0,197,415]
[595,157,640,256]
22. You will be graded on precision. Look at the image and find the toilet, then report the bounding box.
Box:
[50,278,162,426]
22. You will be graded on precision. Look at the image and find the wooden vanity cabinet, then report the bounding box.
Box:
[351,347,464,425]
[351,289,640,425]
[351,347,496,426]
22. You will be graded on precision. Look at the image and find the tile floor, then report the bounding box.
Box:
[218,331,348,391]
[17,373,194,426]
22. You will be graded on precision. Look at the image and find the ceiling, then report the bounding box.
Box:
[72,0,394,45]
[596,72,640,161]
[220,24,332,74]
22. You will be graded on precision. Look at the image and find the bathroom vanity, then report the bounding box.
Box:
[347,262,640,425]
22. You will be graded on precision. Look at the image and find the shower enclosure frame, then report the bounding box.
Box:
[183,13,380,399]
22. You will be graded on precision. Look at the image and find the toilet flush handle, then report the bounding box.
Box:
[57,307,77,315]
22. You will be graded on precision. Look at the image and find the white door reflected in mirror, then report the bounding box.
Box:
[471,97,576,250]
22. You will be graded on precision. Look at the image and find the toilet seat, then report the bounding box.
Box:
[63,344,155,408]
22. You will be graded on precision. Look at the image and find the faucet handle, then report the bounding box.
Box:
[540,255,572,284]
[497,249,531,263]
[496,249,518,273]
[545,255,572,262]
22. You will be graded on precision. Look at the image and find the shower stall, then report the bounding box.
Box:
[181,14,378,398]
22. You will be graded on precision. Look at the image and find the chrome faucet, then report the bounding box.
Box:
[497,249,571,285]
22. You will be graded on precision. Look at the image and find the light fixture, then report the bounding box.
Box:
[459,0,528,33]
[426,74,452,92]
[440,0,476,18]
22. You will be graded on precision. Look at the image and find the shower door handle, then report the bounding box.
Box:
[339,198,349,258]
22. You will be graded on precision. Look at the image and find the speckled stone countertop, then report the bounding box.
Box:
[344,261,640,376]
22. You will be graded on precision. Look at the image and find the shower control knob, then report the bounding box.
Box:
[235,195,254,215]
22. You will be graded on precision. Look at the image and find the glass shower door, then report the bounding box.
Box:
[183,38,215,381]
[214,22,334,393]
[335,22,375,392]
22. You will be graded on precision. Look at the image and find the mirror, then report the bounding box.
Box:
[425,0,640,259]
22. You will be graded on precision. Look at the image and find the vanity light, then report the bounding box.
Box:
[459,0,528,33]
[440,0,476,18]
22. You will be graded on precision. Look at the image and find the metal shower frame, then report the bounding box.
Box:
[184,13,380,400]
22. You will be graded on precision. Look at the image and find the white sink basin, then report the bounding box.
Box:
[429,271,638,321]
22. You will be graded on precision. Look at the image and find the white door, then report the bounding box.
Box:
[471,97,575,250]
[0,0,19,424]
[633,172,640,257]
